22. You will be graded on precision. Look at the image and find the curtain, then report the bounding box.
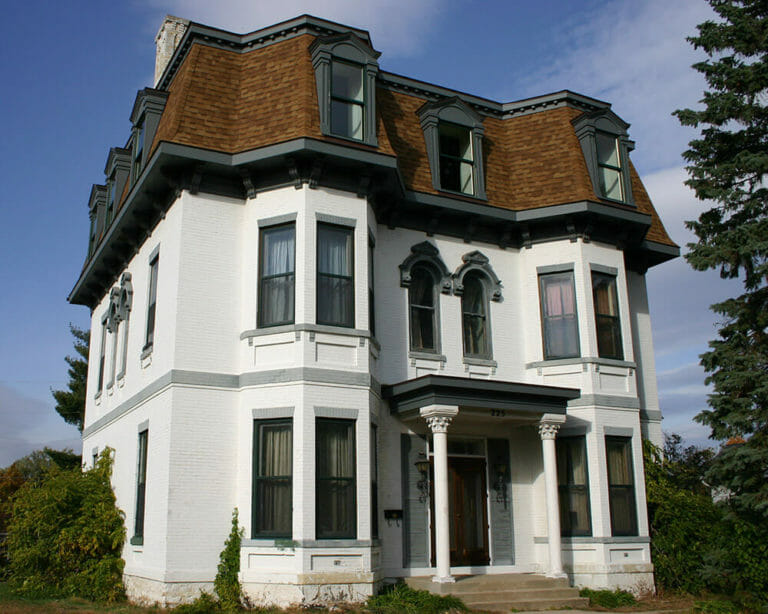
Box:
[317,226,353,326]
[260,226,295,326]
[255,422,292,536]
[541,273,578,358]
[409,267,436,351]
[557,437,591,536]
[462,274,488,356]
[317,420,355,538]
[593,273,622,358]
[606,437,637,535]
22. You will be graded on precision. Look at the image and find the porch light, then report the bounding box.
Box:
[415,459,430,503]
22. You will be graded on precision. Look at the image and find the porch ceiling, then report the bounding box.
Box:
[381,374,580,418]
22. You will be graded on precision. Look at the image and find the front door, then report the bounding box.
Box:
[431,457,490,567]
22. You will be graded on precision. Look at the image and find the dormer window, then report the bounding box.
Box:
[439,123,474,195]
[105,174,117,226]
[132,119,145,184]
[419,97,486,199]
[129,88,169,186]
[573,110,635,205]
[331,60,365,140]
[311,33,380,147]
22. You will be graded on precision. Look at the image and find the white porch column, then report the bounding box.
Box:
[539,413,567,579]
[420,404,459,584]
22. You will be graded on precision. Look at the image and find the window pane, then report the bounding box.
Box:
[134,430,148,538]
[317,276,354,326]
[262,226,295,276]
[540,272,579,359]
[316,419,356,539]
[439,155,461,192]
[606,437,637,536]
[557,437,591,536]
[460,161,474,195]
[596,133,619,167]
[439,123,473,193]
[410,267,437,351]
[317,225,354,327]
[592,273,622,359]
[254,421,292,537]
[462,275,488,357]
[439,123,472,161]
[332,62,363,101]
[331,99,363,139]
[599,166,623,200]
[260,225,295,327]
[318,226,352,276]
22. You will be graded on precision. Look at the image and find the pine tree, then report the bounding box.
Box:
[51,325,89,432]
[674,0,768,519]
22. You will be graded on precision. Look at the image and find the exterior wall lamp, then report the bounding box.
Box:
[415,458,431,503]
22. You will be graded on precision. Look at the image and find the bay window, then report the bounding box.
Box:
[258,224,295,327]
[592,271,623,359]
[606,436,638,536]
[316,418,356,539]
[252,419,293,538]
[557,436,592,536]
[317,223,354,328]
[539,271,580,359]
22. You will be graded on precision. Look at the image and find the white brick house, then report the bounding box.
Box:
[69,14,677,606]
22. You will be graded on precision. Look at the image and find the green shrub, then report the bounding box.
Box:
[367,583,467,614]
[693,599,742,613]
[174,591,221,613]
[579,587,636,608]
[5,449,125,602]
[214,509,243,611]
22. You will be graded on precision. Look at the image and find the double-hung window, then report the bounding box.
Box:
[331,61,364,140]
[258,224,295,327]
[461,272,490,358]
[133,429,148,543]
[316,418,356,539]
[439,122,474,195]
[409,265,438,352]
[556,437,592,536]
[144,253,159,350]
[317,224,354,328]
[252,419,292,538]
[592,272,623,359]
[606,436,638,536]
[539,271,580,359]
[596,132,623,201]
[368,238,375,337]
[97,317,107,393]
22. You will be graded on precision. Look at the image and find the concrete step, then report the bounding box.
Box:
[461,587,583,602]
[406,574,569,591]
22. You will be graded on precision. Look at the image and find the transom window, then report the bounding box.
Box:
[409,265,438,352]
[596,132,623,201]
[539,271,580,359]
[316,418,356,539]
[439,122,473,194]
[331,61,364,140]
[461,272,490,358]
[592,272,623,359]
[259,224,295,327]
[557,436,592,536]
[252,419,293,538]
[317,223,354,328]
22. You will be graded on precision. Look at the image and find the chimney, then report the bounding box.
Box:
[154,15,189,87]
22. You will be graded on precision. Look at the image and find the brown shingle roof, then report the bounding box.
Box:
[148,34,674,247]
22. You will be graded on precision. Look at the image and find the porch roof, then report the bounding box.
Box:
[382,374,580,417]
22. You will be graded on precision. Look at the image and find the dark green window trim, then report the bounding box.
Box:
[252,418,293,539]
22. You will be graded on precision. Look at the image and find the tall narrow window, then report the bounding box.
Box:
[596,133,623,201]
[539,272,580,359]
[316,419,356,539]
[134,429,148,542]
[105,175,116,227]
[368,238,375,337]
[317,224,354,327]
[462,272,490,358]
[592,272,623,359]
[144,253,159,350]
[606,436,638,536]
[252,420,292,538]
[132,120,145,183]
[258,224,295,327]
[439,122,473,194]
[331,61,364,140]
[88,214,97,257]
[371,424,378,539]
[409,265,438,352]
[97,318,107,392]
[557,437,592,536]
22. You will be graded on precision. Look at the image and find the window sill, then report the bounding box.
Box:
[409,351,446,363]
[140,344,153,360]
[534,535,648,544]
[241,538,372,548]
[94,391,102,403]
[130,536,144,546]
[463,356,497,368]
[436,187,486,201]
[526,357,636,369]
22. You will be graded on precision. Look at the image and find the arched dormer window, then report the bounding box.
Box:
[418,97,486,199]
[453,251,501,360]
[400,241,451,355]
[310,33,380,146]
[572,110,635,206]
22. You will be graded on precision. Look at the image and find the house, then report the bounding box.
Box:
[69,14,677,607]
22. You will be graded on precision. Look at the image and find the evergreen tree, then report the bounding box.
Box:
[51,325,89,432]
[674,0,768,519]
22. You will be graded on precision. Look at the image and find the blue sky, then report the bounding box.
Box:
[0,0,735,466]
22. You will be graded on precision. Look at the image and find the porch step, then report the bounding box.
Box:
[405,573,589,613]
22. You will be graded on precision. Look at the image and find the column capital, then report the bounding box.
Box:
[538,414,565,440]
[420,405,459,434]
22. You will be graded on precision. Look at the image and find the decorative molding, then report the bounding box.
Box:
[538,422,561,440]
[399,241,452,293]
[536,262,575,275]
[452,250,502,301]
[590,263,619,276]
[419,405,458,434]
[257,212,297,228]
[251,407,294,419]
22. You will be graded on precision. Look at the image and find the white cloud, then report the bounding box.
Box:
[142,0,443,57]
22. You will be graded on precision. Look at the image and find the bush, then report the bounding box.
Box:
[579,587,636,608]
[367,583,467,614]
[214,508,243,611]
[174,591,220,613]
[5,449,125,601]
